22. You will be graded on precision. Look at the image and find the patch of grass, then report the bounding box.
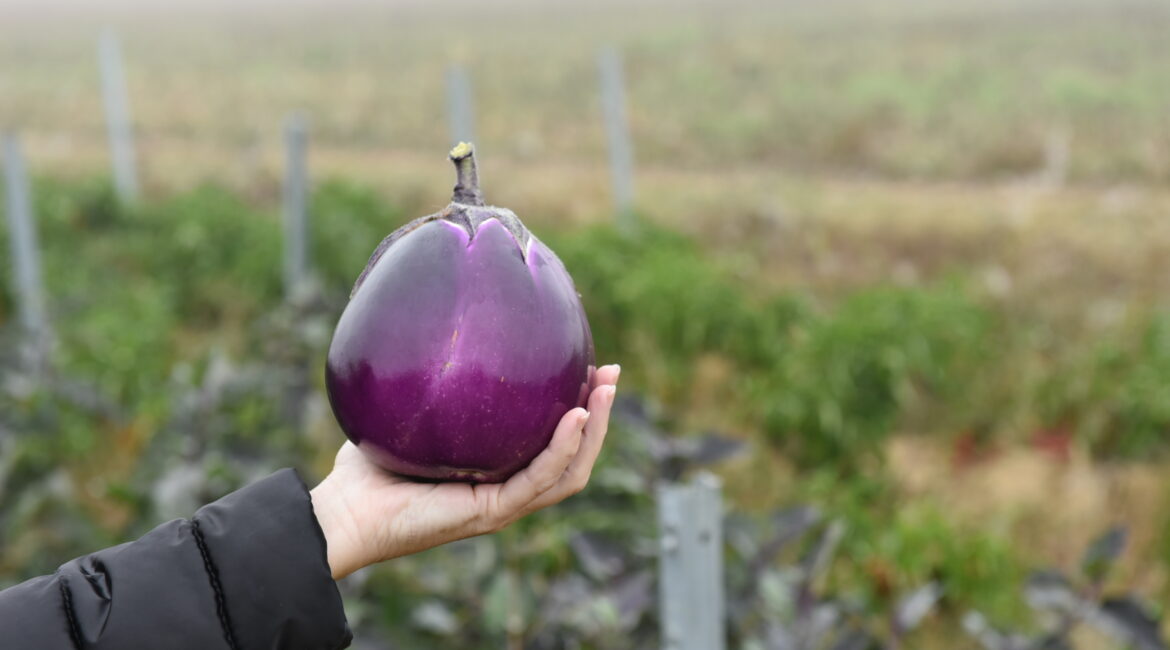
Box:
[1039,312,1170,460]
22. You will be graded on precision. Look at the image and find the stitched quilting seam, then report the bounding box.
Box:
[57,571,83,650]
[191,518,240,650]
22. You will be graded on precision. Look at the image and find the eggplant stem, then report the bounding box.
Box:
[449,142,485,206]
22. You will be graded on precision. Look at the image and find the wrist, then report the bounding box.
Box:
[310,475,365,580]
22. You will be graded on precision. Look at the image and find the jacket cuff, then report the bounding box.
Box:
[193,468,353,650]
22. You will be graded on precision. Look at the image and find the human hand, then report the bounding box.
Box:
[310,364,620,579]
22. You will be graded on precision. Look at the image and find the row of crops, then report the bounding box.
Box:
[1,179,1169,646]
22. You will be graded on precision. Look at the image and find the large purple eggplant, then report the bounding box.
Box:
[325,144,595,482]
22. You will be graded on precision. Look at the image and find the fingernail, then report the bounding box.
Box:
[612,364,622,383]
[579,411,591,427]
[606,385,617,403]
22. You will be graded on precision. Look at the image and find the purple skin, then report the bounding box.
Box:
[325,147,594,482]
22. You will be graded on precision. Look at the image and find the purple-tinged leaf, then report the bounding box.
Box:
[801,520,845,585]
[728,508,819,569]
[1024,570,1080,614]
[612,392,660,433]
[726,514,765,561]
[655,432,744,465]
[1081,527,1126,585]
[767,507,821,553]
[348,637,396,650]
[963,611,1032,650]
[756,507,821,574]
[763,620,796,650]
[482,569,531,636]
[649,430,749,480]
[152,461,209,520]
[51,375,123,421]
[691,432,749,465]
[1087,597,1168,650]
[570,532,627,582]
[893,581,943,634]
[798,601,844,648]
[538,574,593,627]
[411,600,459,636]
[607,570,654,631]
[594,465,651,497]
[734,507,820,608]
[829,627,876,650]
[1032,634,1074,650]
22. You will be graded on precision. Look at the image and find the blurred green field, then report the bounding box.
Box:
[3,179,1169,645]
[3,0,1170,646]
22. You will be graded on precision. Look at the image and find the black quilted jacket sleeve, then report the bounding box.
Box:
[0,469,353,649]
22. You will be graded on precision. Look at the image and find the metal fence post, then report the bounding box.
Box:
[446,64,476,147]
[598,46,636,227]
[3,134,52,356]
[99,30,139,202]
[658,472,726,650]
[282,113,310,299]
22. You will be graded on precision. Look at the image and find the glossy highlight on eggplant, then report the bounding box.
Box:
[325,143,595,482]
